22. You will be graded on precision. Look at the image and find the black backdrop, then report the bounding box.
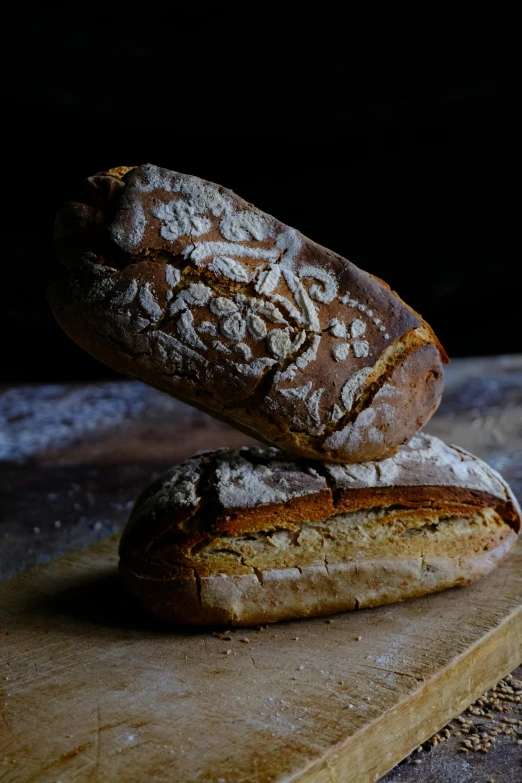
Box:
[3,7,520,381]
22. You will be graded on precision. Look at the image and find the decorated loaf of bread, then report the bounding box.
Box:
[119,434,520,626]
[50,164,448,463]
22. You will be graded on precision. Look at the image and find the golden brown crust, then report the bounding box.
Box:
[367,270,450,364]
[118,438,520,625]
[104,165,136,179]
[336,486,519,523]
[50,163,447,463]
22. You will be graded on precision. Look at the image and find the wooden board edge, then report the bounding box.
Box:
[293,605,522,783]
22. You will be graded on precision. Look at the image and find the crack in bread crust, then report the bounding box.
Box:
[177,507,510,577]
[119,530,517,626]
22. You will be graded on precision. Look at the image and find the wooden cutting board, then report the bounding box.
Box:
[1,534,522,783]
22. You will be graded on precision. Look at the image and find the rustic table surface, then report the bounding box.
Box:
[1,354,522,782]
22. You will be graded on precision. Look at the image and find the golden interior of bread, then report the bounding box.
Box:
[120,503,516,626]
[150,505,511,578]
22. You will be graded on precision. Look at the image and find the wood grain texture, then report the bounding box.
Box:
[1,534,522,783]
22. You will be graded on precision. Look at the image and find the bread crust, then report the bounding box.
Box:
[120,533,517,626]
[50,164,447,463]
[118,435,520,625]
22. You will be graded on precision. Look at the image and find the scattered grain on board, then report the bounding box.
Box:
[407,673,522,766]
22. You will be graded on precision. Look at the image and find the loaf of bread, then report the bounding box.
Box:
[118,434,520,626]
[50,163,448,463]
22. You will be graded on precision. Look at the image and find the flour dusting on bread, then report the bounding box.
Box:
[52,163,448,462]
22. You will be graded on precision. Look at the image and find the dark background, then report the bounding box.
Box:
[3,6,520,382]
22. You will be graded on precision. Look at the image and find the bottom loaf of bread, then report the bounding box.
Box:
[118,435,520,626]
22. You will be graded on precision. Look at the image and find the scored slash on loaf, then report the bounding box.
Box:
[50,164,448,463]
[118,435,521,626]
